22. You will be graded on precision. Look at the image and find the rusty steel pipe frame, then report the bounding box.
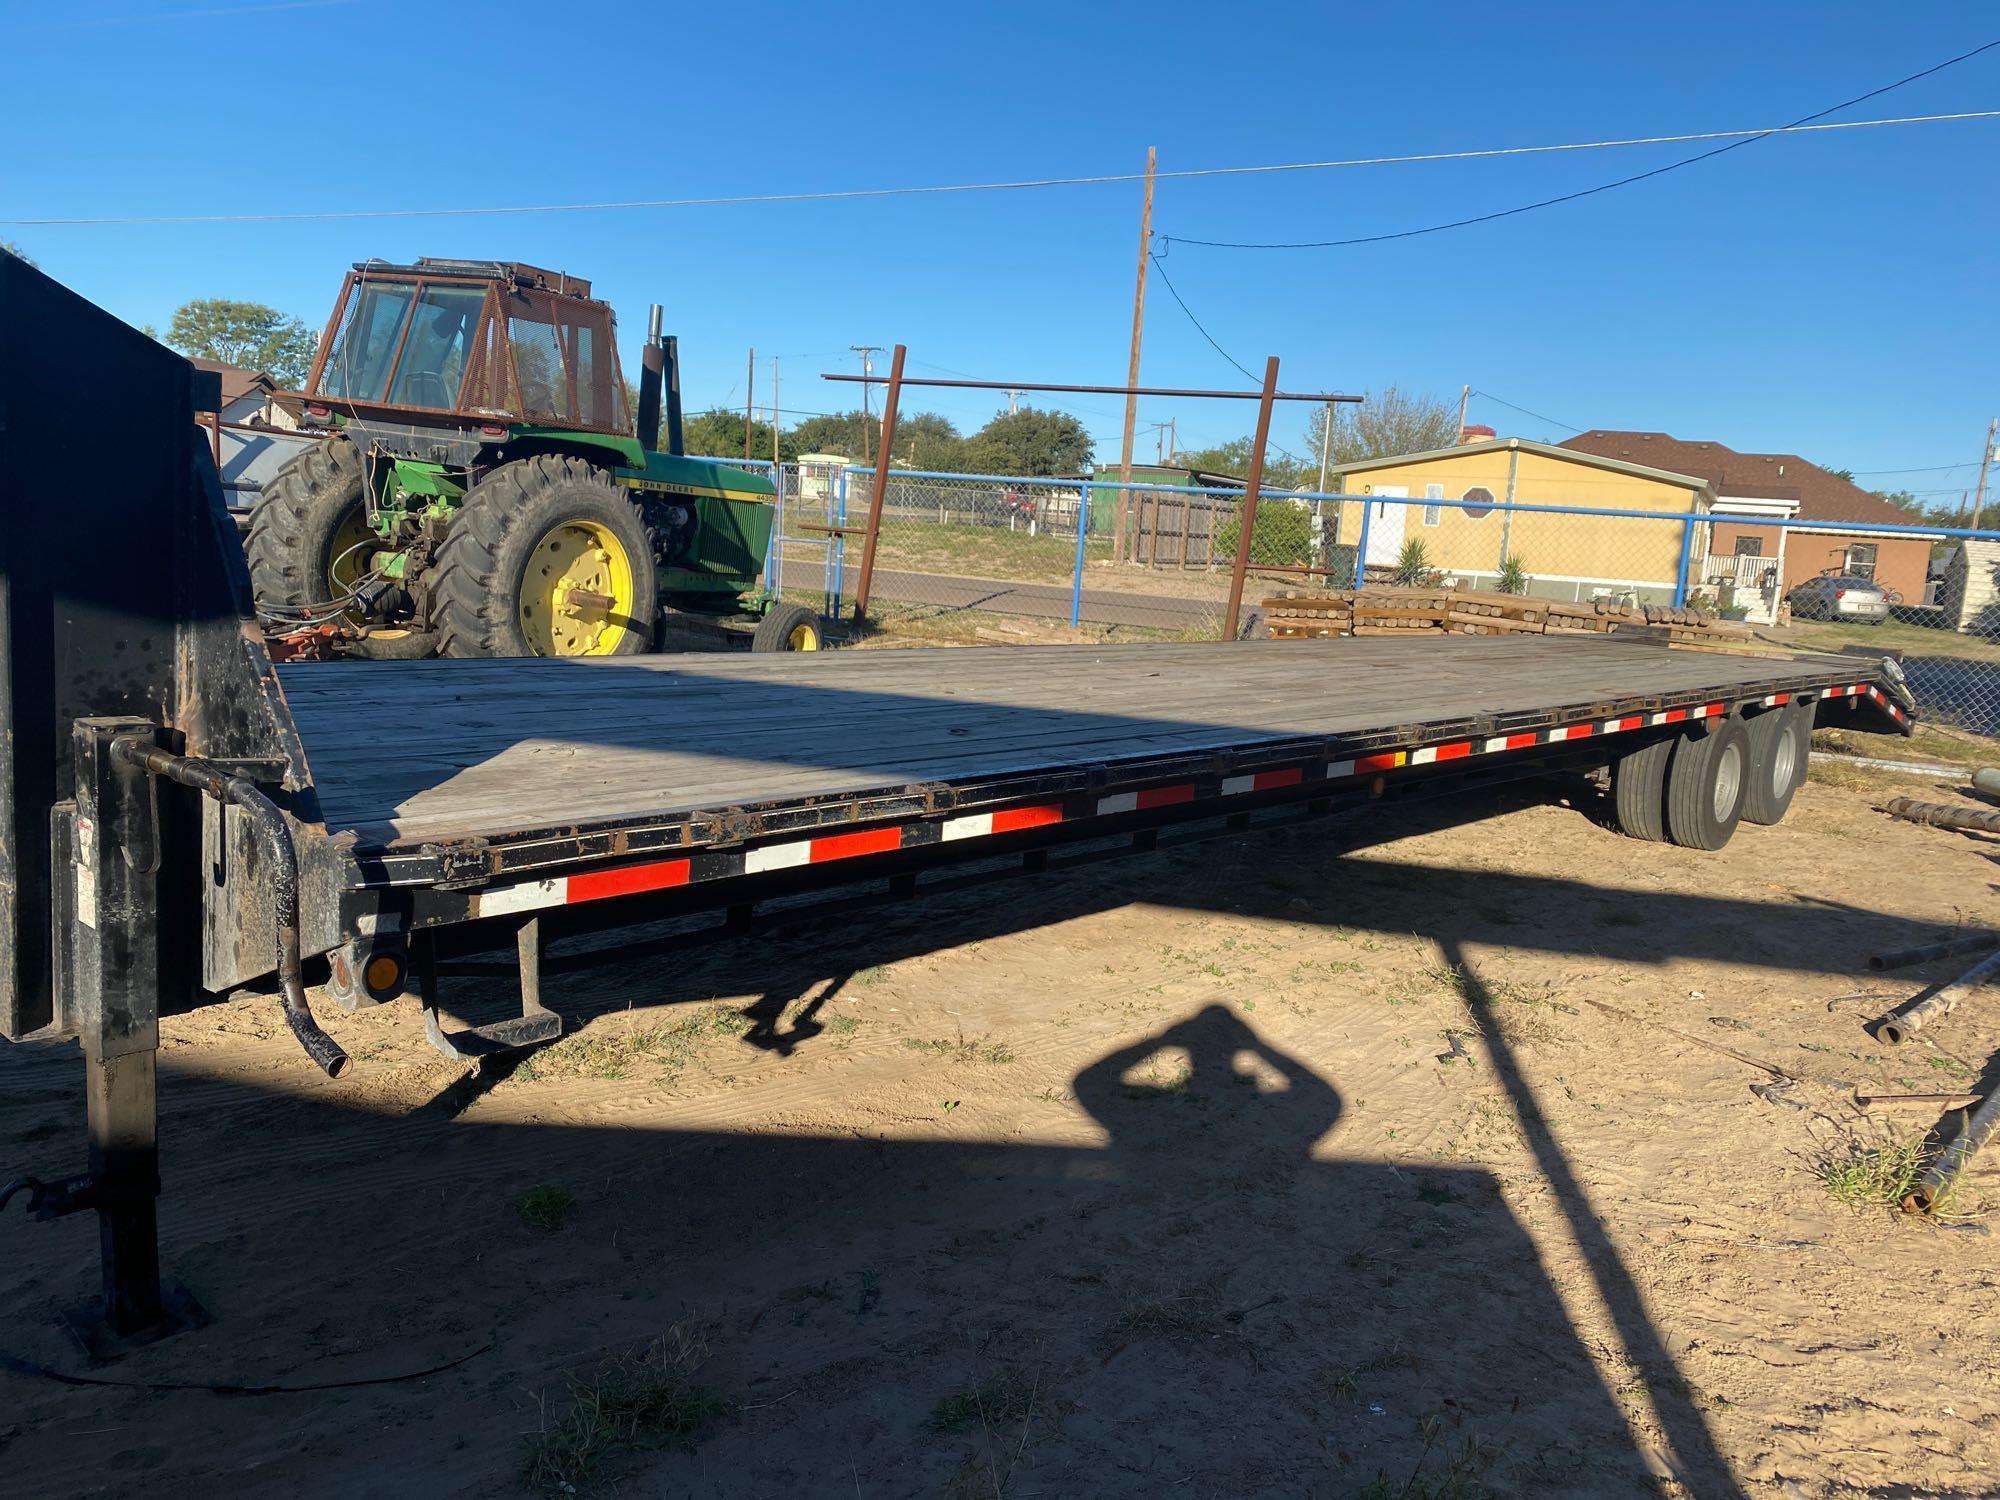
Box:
[110,738,349,1079]
[1221,356,1282,641]
[823,373,1358,403]
[1881,797,2000,835]
[850,343,905,623]
[1904,1086,2000,1214]
[1871,945,2000,1046]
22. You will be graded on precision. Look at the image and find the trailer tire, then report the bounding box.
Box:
[245,435,371,613]
[432,455,657,659]
[752,602,824,652]
[1741,704,1810,825]
[1665,718,1750,850]
[1612,736,1672,842]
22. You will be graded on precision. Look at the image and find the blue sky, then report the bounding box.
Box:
[3,1,1996,493]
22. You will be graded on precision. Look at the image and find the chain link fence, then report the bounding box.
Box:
[736,461,2000,738]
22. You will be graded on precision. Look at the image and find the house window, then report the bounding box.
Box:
[1845,542,1878,580]
[1733,536,1763,557]
[1461,485,1496,520]
[1423,483,1443,526]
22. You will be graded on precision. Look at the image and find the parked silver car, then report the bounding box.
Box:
[1787,574,1890,624]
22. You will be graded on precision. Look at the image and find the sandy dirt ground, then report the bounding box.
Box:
[2,761,1997,1499]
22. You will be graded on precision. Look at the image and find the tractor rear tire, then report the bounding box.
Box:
[752,602,825,652]
[431,455,658,659]
[245,435,369,612]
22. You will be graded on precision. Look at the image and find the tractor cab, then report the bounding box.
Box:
[302,259,629,436]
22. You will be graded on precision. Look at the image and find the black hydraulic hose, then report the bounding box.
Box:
[109,738,349,1079]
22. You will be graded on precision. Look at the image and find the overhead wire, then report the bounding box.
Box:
[1470,390,1583,434]
[1157,39,2000,250]
[6,109,1999,227]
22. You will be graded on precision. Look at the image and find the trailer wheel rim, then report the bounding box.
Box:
[1713,740,1744,821]
[1771,727,1799,794]
[787,620,821,650]
[519,520,637,657]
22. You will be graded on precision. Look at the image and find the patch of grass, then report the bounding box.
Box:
[1928,1054,1975,1078]
[521,1326,729,1493]
[826,1014,861,1037]
[518,1183,576,1232]
[514,1005,755,1085]
[902,1035,1016,1065]
[929,1369,1038,1433]
[1355,1422,1496,1499]
[1814,1135,1961,1218]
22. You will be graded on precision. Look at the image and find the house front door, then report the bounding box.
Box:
[1365,488,1408,571]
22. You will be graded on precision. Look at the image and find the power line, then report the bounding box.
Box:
[8,110,2000,228]
[1147,252,1259,384]
[1158,40,2000,250]
[1848,459,1984,475]
[1470,389,1582,434]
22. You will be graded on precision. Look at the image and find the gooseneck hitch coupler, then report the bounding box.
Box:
[108,738,350,1079]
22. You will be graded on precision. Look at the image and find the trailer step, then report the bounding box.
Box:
[416,915,562,1066]
[421,1005,562,1061]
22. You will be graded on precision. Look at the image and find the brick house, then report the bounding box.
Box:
[1562,431,1929,614]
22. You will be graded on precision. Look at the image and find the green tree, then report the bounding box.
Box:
[1,241,35,268]
[1213,499,1314,567]
[792,409,964,471]
[165,298,318,387]
[1307,386,1462,473]
[680,407,797,464]
[961,406,1093,477]
[1169,436,1312,490]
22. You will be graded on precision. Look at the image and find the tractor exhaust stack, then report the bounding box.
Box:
[664,333,685,457]
[636,303,666,451]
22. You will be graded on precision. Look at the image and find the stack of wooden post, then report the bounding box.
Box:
[1440,589,1548,636]
[1263,588,1753,644]
[1262,592,1353,638]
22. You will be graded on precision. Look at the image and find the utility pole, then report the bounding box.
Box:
[744,348,755,460]
[1005,388,1023,415]
[1973,416,1998,530]
[1315,400,1334,496]
[1115,146,1158,565]
[1456,384,1470,441]
[850,346,879,465]
[771,357,781,472]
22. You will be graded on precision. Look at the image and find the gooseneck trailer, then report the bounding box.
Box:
[0,259,1911,1354]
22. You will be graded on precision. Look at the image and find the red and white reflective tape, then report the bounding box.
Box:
[471,680,1902,919]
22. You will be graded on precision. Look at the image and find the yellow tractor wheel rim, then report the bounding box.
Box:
[518,520,638,657]
[326,505,377,599]
[787,620,821,650]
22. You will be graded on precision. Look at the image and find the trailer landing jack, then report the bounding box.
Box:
[3,721,210,1358]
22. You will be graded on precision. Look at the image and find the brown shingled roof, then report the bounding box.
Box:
[188,357,276,408]
[1560,430,1911,526]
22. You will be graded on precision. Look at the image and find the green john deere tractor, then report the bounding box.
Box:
[248,259,822,658]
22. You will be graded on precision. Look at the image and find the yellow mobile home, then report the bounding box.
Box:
[1326,438,1714,605]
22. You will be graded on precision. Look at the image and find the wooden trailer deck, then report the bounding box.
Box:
[277,636,1877,851]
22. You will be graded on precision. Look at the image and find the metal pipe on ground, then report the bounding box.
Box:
[1881,797,2000,834]
[1870,946,2000,1046]
[110,738,349,1078]
[1903,1087,2000,1215]
[1868,931,2000,971]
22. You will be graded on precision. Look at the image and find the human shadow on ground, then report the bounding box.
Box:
[1,990,1736,1497]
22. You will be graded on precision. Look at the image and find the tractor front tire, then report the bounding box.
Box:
[245,435,370,612]
[752,602,825,652]
[432,455,658,659]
